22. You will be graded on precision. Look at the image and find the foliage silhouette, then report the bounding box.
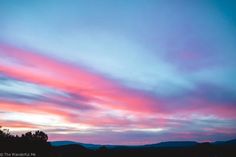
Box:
[0,126,52,157]
[21,130,48,142]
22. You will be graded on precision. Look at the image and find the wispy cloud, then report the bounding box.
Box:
[0,0,236,145]
[0,43,235,144]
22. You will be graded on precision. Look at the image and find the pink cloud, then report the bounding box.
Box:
[0,43,236,144]
[0,43,164,114]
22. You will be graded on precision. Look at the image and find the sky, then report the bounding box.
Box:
[0,0,236,145]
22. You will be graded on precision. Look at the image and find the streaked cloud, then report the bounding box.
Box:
[0,0,236,145]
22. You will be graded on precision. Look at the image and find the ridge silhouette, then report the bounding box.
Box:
[0,126,236,157]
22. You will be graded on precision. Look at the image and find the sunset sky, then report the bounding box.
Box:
[0,0,236,145]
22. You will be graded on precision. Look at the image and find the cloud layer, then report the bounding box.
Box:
[0,0,236,144]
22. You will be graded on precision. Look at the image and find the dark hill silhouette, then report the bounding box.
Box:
[53,144,93,157]
[1,126,236,157]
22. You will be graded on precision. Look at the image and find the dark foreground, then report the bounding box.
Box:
[0,140,236,157]
[0,129,235,157]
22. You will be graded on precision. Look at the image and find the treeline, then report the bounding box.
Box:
[0,126,48,142]
[0,126,53,157]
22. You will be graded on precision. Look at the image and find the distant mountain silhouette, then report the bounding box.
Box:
[51,140,236,149]
[51,141,78,146]
[50,139,236,157]
[224,139,236,145]
[51,140,102,150]
[143,141,198,148]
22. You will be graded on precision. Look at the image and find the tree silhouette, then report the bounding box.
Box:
[0,126,14,140]
[34,130,48,142]
[0,126,53,157]
[21,131,33,140]
[0,126,48,142]
[21,131,48,142]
